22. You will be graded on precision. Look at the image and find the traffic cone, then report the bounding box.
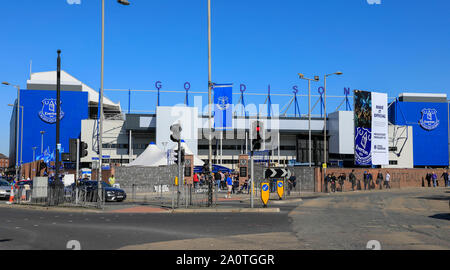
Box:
[7,186,14,204]
[21,188,26,200]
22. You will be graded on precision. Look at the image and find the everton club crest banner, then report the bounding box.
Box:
[214,84,233,130]
[354,90,388,166]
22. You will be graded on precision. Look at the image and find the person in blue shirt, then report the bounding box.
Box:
[226,173,233,199]
[431,172,437,187]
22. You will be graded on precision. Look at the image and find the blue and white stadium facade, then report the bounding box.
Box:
[8,71,450,169]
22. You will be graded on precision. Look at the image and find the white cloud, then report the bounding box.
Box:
[367,0,382,4]
[67,0,81,5]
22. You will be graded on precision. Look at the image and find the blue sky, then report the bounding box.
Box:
[1,0,450,155]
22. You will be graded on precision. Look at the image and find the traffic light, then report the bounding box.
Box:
[79,141,88,158]
[174,147,185,165]
[170,124,182,142]
[202,160,210,175]
[252,120,263,151]
[69,139,77,162]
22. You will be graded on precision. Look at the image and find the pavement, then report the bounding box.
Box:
[0,190,304,213]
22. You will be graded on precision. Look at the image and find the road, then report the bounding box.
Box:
[289,188,450,250]
[0,187,448,250]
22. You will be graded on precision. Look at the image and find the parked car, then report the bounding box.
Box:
[15,178,64,189]
[14,180,33,189]
[69,180,126,202]
[0,179,11,199]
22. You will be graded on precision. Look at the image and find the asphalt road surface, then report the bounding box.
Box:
[0,187,448,250]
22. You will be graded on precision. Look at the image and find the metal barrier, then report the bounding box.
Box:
[120,181,217,208]
[12,186,104,209]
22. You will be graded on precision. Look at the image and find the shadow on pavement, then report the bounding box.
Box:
[429,213,450,221]
[301,196,321,200]
[416,196,450,201]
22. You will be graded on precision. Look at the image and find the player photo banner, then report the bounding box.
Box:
[354,90,388,166]
[354,90,372,165]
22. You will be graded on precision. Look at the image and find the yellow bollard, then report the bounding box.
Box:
[277,180,284,200]
[261,182,270,208]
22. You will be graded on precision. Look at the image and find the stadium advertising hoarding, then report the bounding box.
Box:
[354,90,388,166]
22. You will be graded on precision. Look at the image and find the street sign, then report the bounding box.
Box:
[264,168,292,179]
[261,182,270,207]
[252,150,269,156]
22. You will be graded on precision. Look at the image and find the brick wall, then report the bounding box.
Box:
[0,158,9,168]
[315,167,448,192]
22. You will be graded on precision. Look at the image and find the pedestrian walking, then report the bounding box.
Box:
[349,170,356,191]
[214,171,221,190]
[220,171,226,190]
[330,173,337,193]
[426,172,431,187]
[368,172,374,190]
[357,173,362,190]
[442,170,450,187]
[432,172,437,187]
[108,174,116,186]
[240,178,249,193]
[225,173,233,199]
[193,173,199,189]
[288,173,297,195]
[363,171,368,190]
[324,173,331,193]
[384,171,391,189]
[376,171,383,190]
[338,173,345,192]
[232,174,239,194]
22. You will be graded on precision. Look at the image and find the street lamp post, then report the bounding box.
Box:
[207,0,213,174]
[3,82,21,183]
[40,131,45,155]
[298,74,319,167]
[7,103,23,178]
[20,106,23,171]
[98,0,130,207]
[32,147,37,162]
[323,72,343,168]
[56,50,62,187]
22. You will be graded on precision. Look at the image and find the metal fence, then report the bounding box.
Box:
[12,185,104,209]
[121,180,218,208]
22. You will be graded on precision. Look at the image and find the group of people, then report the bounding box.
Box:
[192,171,252,198]
[324,170,391,193]
[424,171,449,187]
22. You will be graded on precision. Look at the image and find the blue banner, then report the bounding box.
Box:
[214,84,233,130]
[354,127,372,165]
